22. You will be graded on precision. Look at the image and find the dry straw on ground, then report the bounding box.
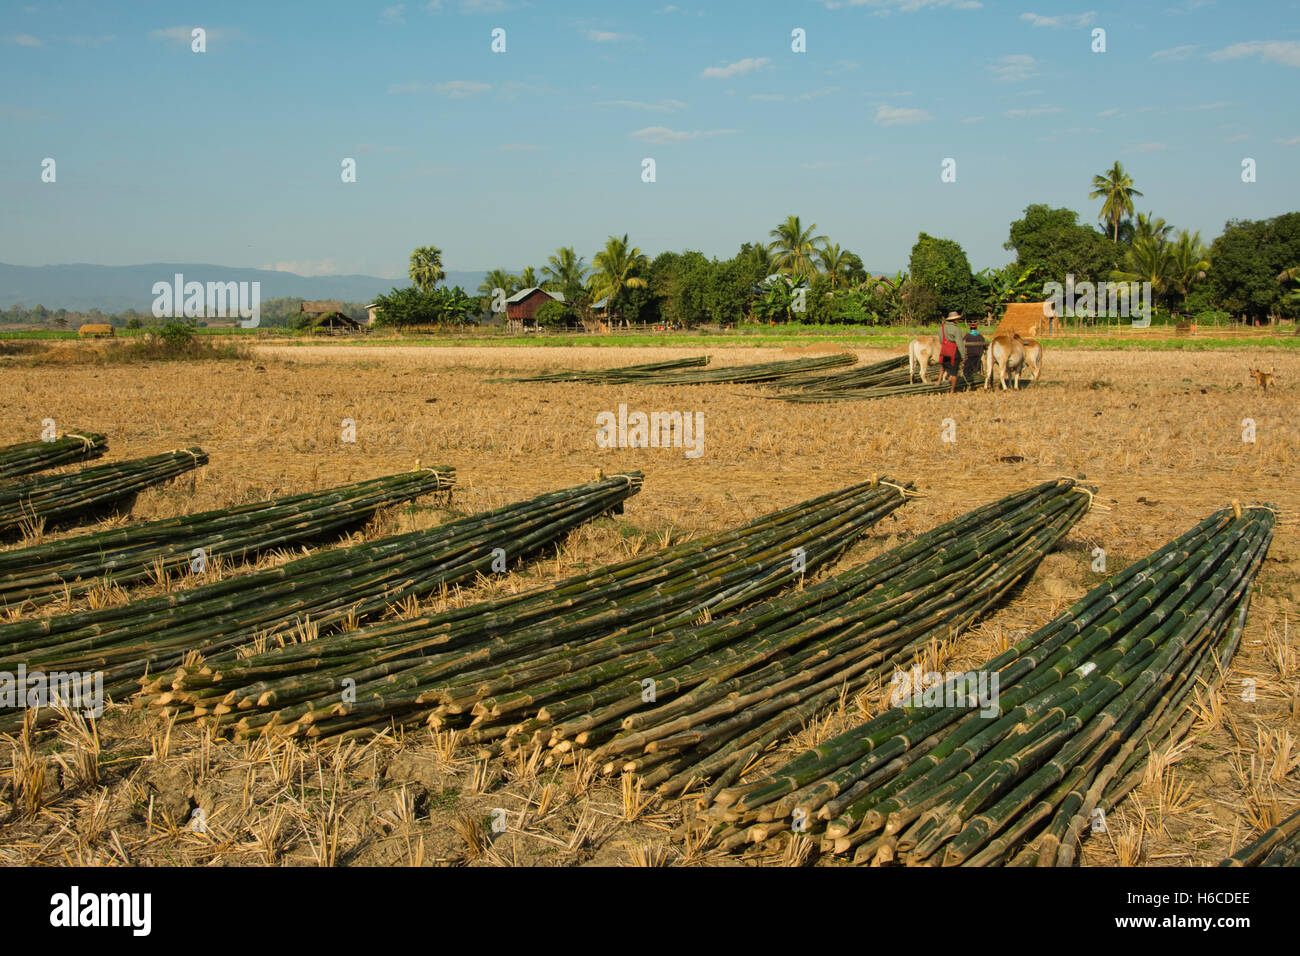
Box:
[0,342,1296,865]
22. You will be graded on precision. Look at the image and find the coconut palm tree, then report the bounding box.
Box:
[1089,162,1143,243]
[739,241,777,276]
[1167,230,1211,314]
[1134,211,1172,244]
[768,215,827,277]
[816,242,853,288]
[518,266,539,289]
[1112,234,1174,308]
[409,245,445,292]
[542,247,588,295]
[477,268,520,309]
[589,234,650,322]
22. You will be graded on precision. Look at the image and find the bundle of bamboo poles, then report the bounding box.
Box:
[494,356,709,383]
[775,356,913,392]
[138,477,915,741]
[0,472,642,729]
[709,503,1275,866]
[775,355,986,403]
[0,448,208,536]
[1221,807,1300,866]
[497,353,855,386]
[0,467,454,609]
[537,479,1090,798]
[0,431,108,480]
[622,352,855,385]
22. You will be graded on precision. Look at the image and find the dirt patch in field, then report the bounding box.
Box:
[1,345,1296,866]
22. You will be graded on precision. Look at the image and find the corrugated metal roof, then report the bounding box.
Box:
[505,287,564,304]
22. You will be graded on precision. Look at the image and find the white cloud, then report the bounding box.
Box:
[874,104,931,125]
[7,33,42,47]
[1276,135,1300,146]
[1209,40,1300,67]
[629,126,738,144]
[499,80,547,100]
[1097,107,1121,116]
[700,57,770,79]
[749,87,838,102]
[819,0,981,11]
[1132,142,1170,152]
[427,0,513,11]
[961,115,985,123]
[1223,133,1248,142]
[436,80,492,98]
[1151,44,1198,60]
[989,54,1038,82]
[586,29,638,42]
[1020,11,1096,28]
[1004,105,1063,118]
[497,143,542,151]
[149,26,233,45]
[801,161,842,169]
[381,4,406,24]
[596,98,688,112]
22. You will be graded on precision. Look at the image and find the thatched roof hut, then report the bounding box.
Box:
[308,313,363,334]
[300,300,345,315]
[996,301,1054,339]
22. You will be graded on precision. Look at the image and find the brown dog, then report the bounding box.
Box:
[1249,368,1275,392]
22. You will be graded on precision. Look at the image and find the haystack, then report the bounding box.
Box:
[77,323,115,338]
[995,301,1054,339]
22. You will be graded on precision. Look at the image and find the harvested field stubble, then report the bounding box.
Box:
[0,343,1297,866]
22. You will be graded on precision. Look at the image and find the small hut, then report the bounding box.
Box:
[300,301,363,334]
[996,301,1055,339]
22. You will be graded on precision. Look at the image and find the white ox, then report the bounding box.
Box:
[908,335,941,384]
[984,333,1027,390]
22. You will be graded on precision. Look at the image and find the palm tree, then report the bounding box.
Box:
[477,268,520,305]
[542,247,588,294]
[1277,266,1300,311]
[739,241,777,276]
[1167,230,1211,314]
[409,245,445,292]
[517,266,539,289]
[1089,162,1143,243]
[816,242,852,288]
[589,234,649,322]
[768,215,827,278]
[1112,234,1173,310]
[1134,211,1172,244]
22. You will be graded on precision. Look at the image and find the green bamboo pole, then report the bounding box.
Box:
[0,447,207,535]
[0,431,108,480]
[0,467,453,608]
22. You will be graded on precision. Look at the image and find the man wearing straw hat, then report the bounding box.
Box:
[937,310,967,388]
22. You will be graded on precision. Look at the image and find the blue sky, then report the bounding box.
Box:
[2,0,1298,279]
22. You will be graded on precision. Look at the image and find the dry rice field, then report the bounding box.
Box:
[1,341,1298,867]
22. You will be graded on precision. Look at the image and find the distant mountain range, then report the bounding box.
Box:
[0,263,490,312]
